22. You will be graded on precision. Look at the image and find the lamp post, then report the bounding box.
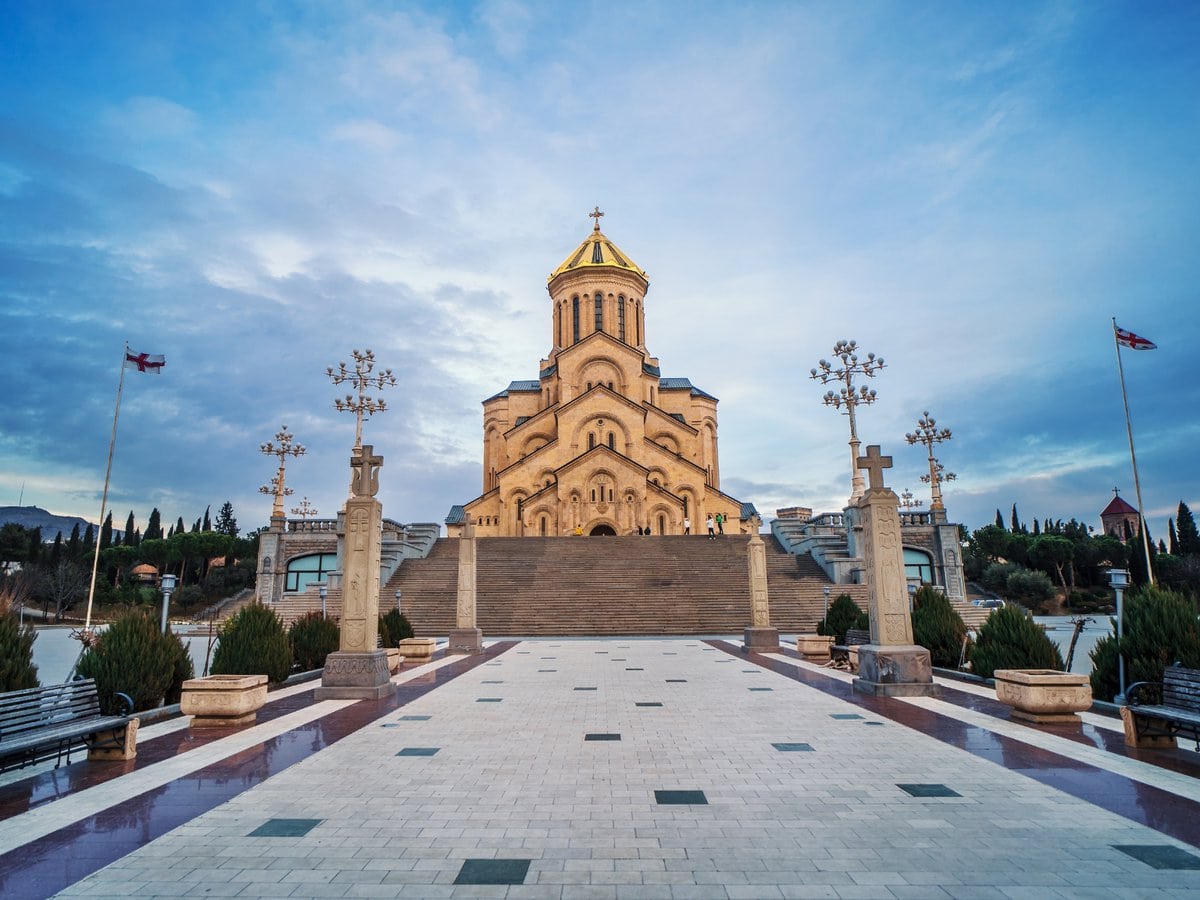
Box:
[899,489,923,511]
[291,497,319,521]
[259,425,306,518]
[395,590,402,617]
[905,411,955,511]
[315,582,328,619]
[327,349,396,453]
[823,585,831,623]
[811,340,884,503]
[160,573,177,634]
[1109,567,1130,703]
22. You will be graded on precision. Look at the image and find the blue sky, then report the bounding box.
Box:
[1,1,1197,541]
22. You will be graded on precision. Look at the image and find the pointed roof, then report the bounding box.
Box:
[1101,495,1138,517]
[548,208,647,282]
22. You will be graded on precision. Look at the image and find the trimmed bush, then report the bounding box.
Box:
[290,612,340,671]
[211,603,292,683]
[76,611,194,714]
[1005,568,1056,605]
[969,605,1063,680]
[981,562,1023,594]
[817,594,869,642]
[378,609,414,648]
[1089,586,1200,702]
[911,587,969,668]
[0,608,38,691]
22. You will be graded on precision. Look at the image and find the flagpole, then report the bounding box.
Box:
[1112,318,1155,585]
[83,343,129,632]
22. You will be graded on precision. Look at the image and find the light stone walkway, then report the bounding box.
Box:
[43,640,1200,898]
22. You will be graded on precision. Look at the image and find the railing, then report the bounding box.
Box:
[288,518,337,533]
[900,512,933,526]
[806,512,845,530]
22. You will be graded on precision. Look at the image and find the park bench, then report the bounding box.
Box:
[831,629,872,672]
[0,678,138,774]
[1123,664,1200,750]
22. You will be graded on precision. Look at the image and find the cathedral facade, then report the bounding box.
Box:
[447,213,758,537]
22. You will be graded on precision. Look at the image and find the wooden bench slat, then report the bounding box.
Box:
[0,678,134,773]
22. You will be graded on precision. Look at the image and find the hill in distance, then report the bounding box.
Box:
[0,506,97,541]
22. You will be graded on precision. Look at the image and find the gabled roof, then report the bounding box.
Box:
[659,377,717,401]
[484,380,542,402]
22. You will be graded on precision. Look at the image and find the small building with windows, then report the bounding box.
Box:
[447,213,758,537]
[1100,492,1140,543]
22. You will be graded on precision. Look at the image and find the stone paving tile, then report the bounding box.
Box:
[41,639,1200,899]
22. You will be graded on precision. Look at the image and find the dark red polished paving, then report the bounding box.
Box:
[0,642,518,899]
[730,642,1200,849]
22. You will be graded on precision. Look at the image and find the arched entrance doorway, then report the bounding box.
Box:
[589,524,616,536]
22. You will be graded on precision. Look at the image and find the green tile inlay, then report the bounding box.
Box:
[898,783,961,798]
[249,818,322,838]
[400,715,432,721]
[574,686,598,691]
[830,713,863,720]
[636,701,663,707]
[748,687,773,692]
[585,733,621,741]
[772,742,814,752]
[380,723,399,728]
[538,669,557,672]
[626,667,644,671]
[454,858,531,885]
[595,650,608,654]
[865,721,884,726]
[396,747,440,757]
[655,789,707,805]
[482,680,504,684]
[1113,845,1200,870]
[666,678,687,682]
[477,698,502,703]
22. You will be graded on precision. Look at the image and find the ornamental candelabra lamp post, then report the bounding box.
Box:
[906,411,955,512]
[810,340,885,503]
[327,349,396,453]
[259,425,306,518]
[291,497,319,520]
[899,488,923,511]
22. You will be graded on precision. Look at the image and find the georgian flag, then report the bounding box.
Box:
[125,349,166,373]
[1114,325,1156,351]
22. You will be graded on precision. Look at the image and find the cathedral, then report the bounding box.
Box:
[447,211,758,537]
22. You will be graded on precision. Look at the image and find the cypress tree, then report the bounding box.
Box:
[123,511,136,546]
[82,524,95,555]
[175,516,186,535]
[202,505,211,532]
[1177,502,1200,557]
[50,532,63,566]
[1032,519,1041,536]
[1129,520,1157,587]
[995,509,1005,530]
[67,523,81,559]
[1169,518,1179,556]
[1010,504,1022,534]
[145,508,162,542]
[27,528,42,564]
[99,513,113,552]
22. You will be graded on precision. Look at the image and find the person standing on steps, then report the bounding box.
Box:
[706,514,715,539]
[574,524,583,536]
[683,516,691,535]
[715,512,724,535]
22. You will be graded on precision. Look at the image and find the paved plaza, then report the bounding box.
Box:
[2,639,1200,899]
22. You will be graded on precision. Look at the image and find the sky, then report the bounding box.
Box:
[1,1,1197,543]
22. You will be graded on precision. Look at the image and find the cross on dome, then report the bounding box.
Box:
[589,206,604,231]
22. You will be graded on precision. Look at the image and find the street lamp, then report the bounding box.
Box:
[160,573,177,634]
[823,585,831,623]
[315,582,328,619]
[811,340,884,503]
[327,349,396,453]
[1109,567,1130,703]
[395,590,402,616]
[899,489,923,511]
[905,411,955,511]
[259,425,306,518]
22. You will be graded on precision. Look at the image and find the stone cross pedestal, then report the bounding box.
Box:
[315,445,395,700]
[851,445,936,698]
[743,532,779,652]
[448,521,483,653]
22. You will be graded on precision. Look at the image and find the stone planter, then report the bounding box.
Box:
[181,674,268,728]
[994,669,1092,723]
[385,648,406,674]
[796,634,834,661]
[398,638,438,660]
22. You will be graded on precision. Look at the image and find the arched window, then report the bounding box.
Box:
[591,489,596,502]
[609,488,614,502]
[588,433,596,450]
[658,514,666,534]
[594,293,603,333]
[285,553,337,592]
[607,432,615,449]
[540,516,547,536]
[618,295,626,342]
[904,548,934,584]
[572,296,580,343]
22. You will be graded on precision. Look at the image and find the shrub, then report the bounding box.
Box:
[211,602,292,683]
[911,587,969,668]
[817,594,868,642]
[76,611,194,713]
[981,562,1023,594]
[1005,569,1056,605]
[0,608,38,691]
[290,612,340,671]
[969,605,1063,680]
[379,609,414,648]
[1089,586,1200,702]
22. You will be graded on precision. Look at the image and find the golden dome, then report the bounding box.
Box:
[548,208,647,282]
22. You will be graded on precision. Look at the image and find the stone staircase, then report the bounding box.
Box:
[370,534,865,637]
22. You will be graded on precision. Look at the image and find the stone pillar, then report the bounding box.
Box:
[743,532,779,652]
[255,515,285,605]
[315,446,394,700]
[851,445,936,698]
[448,522,483,653]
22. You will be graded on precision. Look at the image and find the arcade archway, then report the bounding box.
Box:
[589,524,617,536]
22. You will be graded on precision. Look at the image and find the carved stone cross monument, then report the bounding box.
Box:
[448,520,483,653]
[851,444,935,697]
[315,444,395,700]
[742,532,779,652]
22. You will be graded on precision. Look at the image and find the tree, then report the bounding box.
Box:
[0,523,30,564]
[82,523,95,555]
[1169,518,1179,556]
[1030,535,1074,595]
[26,527,42,565]
[994,509,1005,530]
[1010,504,1022,534]
[123,511,137,547]
[145,508,162,542]
[99,511,114,552]
[971,525,1010,562]
[41,560,86,622]
[202,505,211,532]
[175,516,186,536]
[1129,520,1156,587]
[67,523,81,560]
[214,501,239,538]
[1177,502,1200,557]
